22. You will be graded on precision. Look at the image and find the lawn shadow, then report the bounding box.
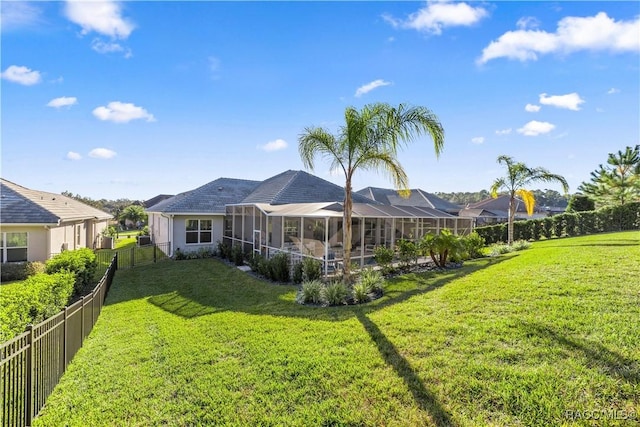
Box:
[355,310,457,426]
[520,321,639,385]
[121,255,514,322]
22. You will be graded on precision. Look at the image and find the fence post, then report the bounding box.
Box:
[80,296,85,343]
[153,244,157,263]
[25,324,34,426]
[131,247,134,268]
[63,307,68,368]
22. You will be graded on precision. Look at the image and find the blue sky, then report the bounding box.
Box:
[2,1,639,201]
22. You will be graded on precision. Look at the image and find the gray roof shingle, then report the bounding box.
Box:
[242,170,375,205]
[1,179,112,224]
[356,187,461,213]
[146,178,261,214]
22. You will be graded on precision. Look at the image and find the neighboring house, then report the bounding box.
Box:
[148,170,474,272]
[356,187,463,215]
[143,194,173,209]
[0,179,112,263]
[458,194,554,226]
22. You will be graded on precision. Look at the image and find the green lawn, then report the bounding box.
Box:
[34,232,640,426]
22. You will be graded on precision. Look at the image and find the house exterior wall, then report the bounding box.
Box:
[0,226,49,262]
[148,213,171,245]
[171,215,223,254]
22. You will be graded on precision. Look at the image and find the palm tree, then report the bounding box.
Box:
[490,155,569,245]
[298,102,444,280]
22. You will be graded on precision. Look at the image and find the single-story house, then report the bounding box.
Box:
[458,194,552,226]
[147,170,474,272]
[356,187,463,215]
[0,179,112,263]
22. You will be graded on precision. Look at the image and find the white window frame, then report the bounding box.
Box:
[1,232,28,263]
[185,219,213,245]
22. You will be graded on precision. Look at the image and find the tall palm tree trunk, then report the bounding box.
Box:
[343,177,353,281]
[508,193,516,245]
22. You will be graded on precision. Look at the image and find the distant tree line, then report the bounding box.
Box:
[435,189,568,207]
[61,191,147,228]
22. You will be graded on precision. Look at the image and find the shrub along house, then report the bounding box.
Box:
[0,179,112,263]
[147,170,474,273]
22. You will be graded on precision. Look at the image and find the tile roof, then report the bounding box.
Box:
[465,194,530,213]
[242,170,375,205]
[356,187,461,213]
[143,194,174,208]
[146,177,261,214]
[0,179,112,224]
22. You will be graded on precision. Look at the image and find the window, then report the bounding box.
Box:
[76,225,81,246]
[1,232,28,263]
[186,219,212,244]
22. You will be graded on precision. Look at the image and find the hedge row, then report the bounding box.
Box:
[475,202,640,244]
[45,247,97,294]
[0,271,75,342]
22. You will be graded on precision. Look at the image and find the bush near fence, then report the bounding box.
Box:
[45,248,97,294]
[1,255,117,427]
[475,202,640,244]
[0,272,75,343]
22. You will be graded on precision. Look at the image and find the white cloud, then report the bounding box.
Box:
[471,136,485,144]
[495,128,512,136]
[92,101,155,123]
[64,0,134,39]
[355,79,391,97]
[259,139,288,152]
[478,12,640,64]
[91,39,131,57]
[1,65,42,85]
[1,2,42,31]
[596,107,605,113]
[66,151,82,161]
[607,87,620,94]
[517,120,555,136]
[539,92,585,111]
[384,1,488,35]
[47,96,78,108]
[525,103,541,112]
[516,17,540,30]
[89,148,117,159]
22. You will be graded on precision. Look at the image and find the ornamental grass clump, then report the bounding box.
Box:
[321,282,349,306]
[296,280,324,305]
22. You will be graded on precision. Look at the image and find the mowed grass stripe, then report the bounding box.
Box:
[34,231,640,426]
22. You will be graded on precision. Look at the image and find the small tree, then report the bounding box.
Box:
[567,194,595,212]
[119,205,147,229]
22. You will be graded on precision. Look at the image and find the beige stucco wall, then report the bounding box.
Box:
[172,215,223,254]
[148,213,171,245]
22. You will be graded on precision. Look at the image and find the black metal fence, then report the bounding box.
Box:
[1,255,118,427]
[94,242,171,271]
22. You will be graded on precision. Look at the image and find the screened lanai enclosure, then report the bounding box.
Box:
[224,202,474,274]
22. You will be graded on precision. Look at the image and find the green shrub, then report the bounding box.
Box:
[396,239,418,268]
[296,280,324,304]
[373,245,394,273]
[512,240,531,251]
[45,248,97,294]
[460,232,485,259]
[322,282,349,306]
[352,281,372,304]
[488,243,514,257]
[292,261,304,284]
[302,257,322,282]
[217,241,231,260]
[230,245,244,266]
[0,271,75,342]
[269,253,290,283]
[358,267,385,295]
[0,261,45,283]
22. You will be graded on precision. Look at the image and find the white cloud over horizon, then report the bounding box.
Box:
[355,79,391,97]
[525,103,541,112]
[93,101,155,123]
[258,139,288,152]
[64,0,134,39]
[384,1,488,35]
[89,148,117,159]
[1,65,42,85]
[539,92,585,111]
[66,151,82,161]
[0,1,42,31]
[471,136,485,144]
[517,120,555,136]
[47,96,78,108]
[479,12,640,64]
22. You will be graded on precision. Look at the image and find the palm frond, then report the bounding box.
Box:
[516,188,536,216]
